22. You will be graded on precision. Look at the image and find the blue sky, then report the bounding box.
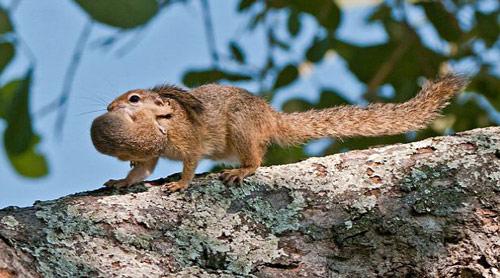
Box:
[1,1,494,208]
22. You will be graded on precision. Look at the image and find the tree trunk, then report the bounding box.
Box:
[1,127,499,278]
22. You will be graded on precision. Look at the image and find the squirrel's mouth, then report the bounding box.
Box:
[91,112,127,156]
[90,112,141,158]
[90,111,163,160]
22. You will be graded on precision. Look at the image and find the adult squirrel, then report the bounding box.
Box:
[91,74,468,192]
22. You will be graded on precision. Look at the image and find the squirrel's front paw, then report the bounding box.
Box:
[161,181,188,192]
[104,179,130,188]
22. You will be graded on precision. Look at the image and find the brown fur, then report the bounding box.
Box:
[275,74,469,145]
[150,84,205,125]
[91,74,468,191]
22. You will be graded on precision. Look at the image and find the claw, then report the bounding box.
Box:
[219,170,245,185]
[161,181,188,192]
[104,179,130,188]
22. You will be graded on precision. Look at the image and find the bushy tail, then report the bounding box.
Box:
[274,74,469,146]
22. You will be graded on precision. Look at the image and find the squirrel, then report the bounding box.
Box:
[91,74,468,192]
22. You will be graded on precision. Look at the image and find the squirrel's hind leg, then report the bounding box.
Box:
[219,141,266,185]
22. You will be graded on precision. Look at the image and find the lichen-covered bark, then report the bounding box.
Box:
[1,127,499,278]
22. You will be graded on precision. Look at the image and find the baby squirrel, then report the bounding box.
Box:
[91,74,468,192]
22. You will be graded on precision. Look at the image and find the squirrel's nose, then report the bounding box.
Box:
[107,103,115,112]
[107,101,128,112]
[107,103,123,112]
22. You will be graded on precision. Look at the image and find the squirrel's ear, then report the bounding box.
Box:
[161,99,175,111]
[164,99,172,107]
[154,96,165,106]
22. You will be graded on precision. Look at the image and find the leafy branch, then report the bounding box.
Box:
[199,0,219,65]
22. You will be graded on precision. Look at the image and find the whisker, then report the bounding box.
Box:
[77,96,108,107]
[95,95,111,104]
[77,86,114,103]
[76,109,107,116]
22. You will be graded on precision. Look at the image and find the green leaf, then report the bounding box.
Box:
[287,10,301,37]
[7,135,49,178]
[238,0,256,11]
[0,8,13,34]
[266,0,288,9]
[468,71,500,110]
[229,41,245,63]
[474,11,500,47]
[306,36,329,63]
[290,0,341,30]
[273,64,299,90]
[367,4,391,23]
[4,74,34,155]
[0,79,22,119]
[0,42,15,75]
[282,98,312,113]
[333,40,392,82]
[445,99,494,133]
[222,71,252,82]
[333,35,445,102]
[3,72,48,177]
[316,89,350,108]
[419,2,462,42]
[282,89,349,113]
[264,144,307,166]
[182,68,252,87]
[74,0,159,29]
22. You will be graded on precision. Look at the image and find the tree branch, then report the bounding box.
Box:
[0,127,499,277]
[36,21,93,136]
[199,0,219,65]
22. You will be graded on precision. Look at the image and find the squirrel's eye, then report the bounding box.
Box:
[129,95,140,103]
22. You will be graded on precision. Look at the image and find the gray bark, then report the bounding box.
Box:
[1,127,499,278]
